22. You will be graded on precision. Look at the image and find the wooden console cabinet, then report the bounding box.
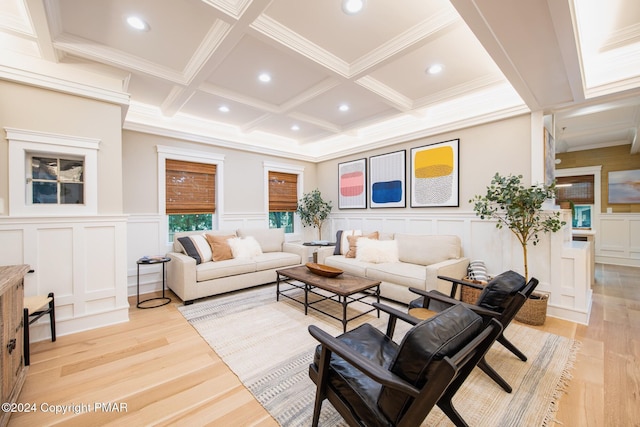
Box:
[0,265,29,427]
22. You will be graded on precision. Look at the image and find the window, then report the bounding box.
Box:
[7,127,99,216]
[29,155,84,204]
[268,171,298,233]
[556,175,594,229]
[165,159,216,242]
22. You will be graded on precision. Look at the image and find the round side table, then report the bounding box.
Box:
[136,257,172,309]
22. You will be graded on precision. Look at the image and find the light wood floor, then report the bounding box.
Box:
[9,264,639,426]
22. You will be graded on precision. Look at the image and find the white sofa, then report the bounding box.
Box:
[166,228,305,304]
[316,232,469,304]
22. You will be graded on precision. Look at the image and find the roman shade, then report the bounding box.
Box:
[556,175,594,205]
[166,159,216,214]
[268,171,298,212]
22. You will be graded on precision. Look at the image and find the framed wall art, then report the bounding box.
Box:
[410,139,459,207]
[608,169,640,203]
[338,158,367,209]
[369,150,406,208]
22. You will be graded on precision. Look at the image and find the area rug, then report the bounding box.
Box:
[179,285,579,427]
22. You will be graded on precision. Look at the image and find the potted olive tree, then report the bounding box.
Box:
[470,173,565,280]
[297,189,333,241]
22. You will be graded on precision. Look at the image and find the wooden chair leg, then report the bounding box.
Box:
[497,334,527,361]
[478,357,512,393]
[23,308,30,367]
[48,292,56,342]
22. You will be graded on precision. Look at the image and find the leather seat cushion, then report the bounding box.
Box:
[378,304,483,424]
[313,323,398,427]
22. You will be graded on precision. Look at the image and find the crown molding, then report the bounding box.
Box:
[0,61,129,107]
[356,76,413,111]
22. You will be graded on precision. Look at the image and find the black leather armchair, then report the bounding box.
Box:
[308,303,503,427]
[408,270,539,393]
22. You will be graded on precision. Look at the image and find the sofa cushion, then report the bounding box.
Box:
[394,234,460,266]
[356,238,399,263]
[177,234,212,264]
[324,256,369,277]
[253,252,301,271]
[237,228,284,253]
[366,262,426,289]
[345,231,379,258]
[205,234,235,261]
[196,258,256,281]
[228,236,263,259]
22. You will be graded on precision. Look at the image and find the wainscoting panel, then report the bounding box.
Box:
[0,216,129,341]
[598,213,640,266]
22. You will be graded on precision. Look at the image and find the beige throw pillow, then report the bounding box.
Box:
[205,234,235,261]
[345,231,379,258]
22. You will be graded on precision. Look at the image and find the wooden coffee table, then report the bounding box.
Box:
[276,265,380,332]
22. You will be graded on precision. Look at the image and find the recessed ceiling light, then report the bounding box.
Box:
[427,64,443,75]
[258,72,271,83]
[339,104,350,112]
[126,15,149,31]
[342,0,365,15]
[291,124,300,131]
[218,105,229,113]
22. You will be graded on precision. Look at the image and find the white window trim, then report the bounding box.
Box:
[6,127,99,216]
[157,145,225,243]
[264,161,304,240]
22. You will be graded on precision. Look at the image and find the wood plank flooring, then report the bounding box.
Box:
[9,264,639,426]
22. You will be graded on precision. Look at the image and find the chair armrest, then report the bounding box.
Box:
[282,242,307,263]
[308,325,420,397]
[424,257,469,297]
[408,288,500,319]
[315,246,336,264]
[166,252,197,302]
[437,274,484,299]
[372,303,419,337]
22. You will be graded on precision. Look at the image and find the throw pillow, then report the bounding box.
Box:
[205,234,235,261]
[227,236,263,259]
[340,229,362,255]
[356,238,399,263]
[333,230,343,255]
[177,234,212,265]
[345,231,379,258]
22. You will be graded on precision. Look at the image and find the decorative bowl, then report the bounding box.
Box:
[305,262,343,278]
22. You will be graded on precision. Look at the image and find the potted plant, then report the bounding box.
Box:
[297,189,333,241]
[470,173,565,280]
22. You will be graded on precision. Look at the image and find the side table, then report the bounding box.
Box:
[136,257,172,309]
[303,242,336,263]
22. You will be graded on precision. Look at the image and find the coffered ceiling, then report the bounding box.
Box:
[1,0,639,160]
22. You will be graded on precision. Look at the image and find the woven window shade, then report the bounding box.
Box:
[556,175,594,204]
[166,159,216,214]
[269,171,298,212]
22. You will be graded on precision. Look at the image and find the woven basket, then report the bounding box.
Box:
[515,292,549,326]
[460,277,487,304]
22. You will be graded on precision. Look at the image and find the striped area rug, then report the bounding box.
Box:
[179,284,579,427]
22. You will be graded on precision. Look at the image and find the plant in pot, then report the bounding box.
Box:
[470,173,566,281]
[297,189,333,242]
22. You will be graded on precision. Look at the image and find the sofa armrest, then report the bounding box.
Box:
[166,251,197,302]
[282,242,306,264]
[424,257,469,297]
[316,246,336,264]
